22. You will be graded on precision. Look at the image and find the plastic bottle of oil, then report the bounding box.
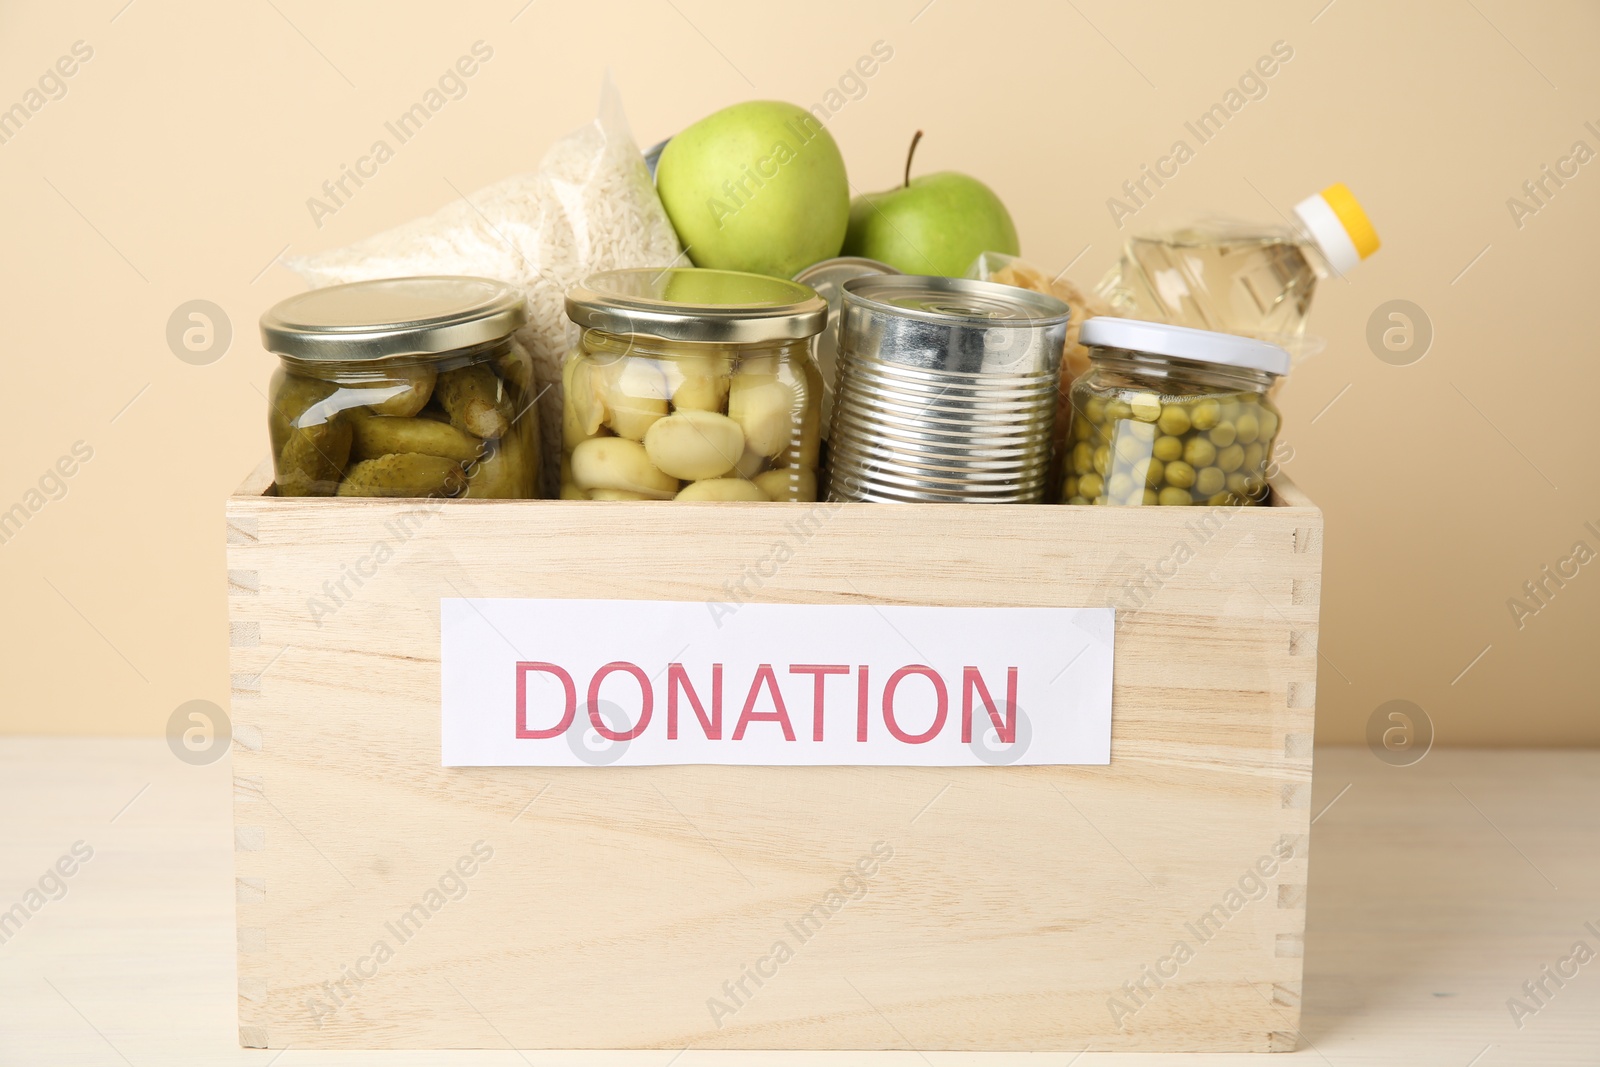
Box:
[1096,183,1380,341]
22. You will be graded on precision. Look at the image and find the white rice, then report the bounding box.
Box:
[286,81,682,490]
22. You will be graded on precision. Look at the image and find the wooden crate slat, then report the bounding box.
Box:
[226,461,1320,1052]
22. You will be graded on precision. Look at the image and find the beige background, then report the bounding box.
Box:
[0,0,1594,745]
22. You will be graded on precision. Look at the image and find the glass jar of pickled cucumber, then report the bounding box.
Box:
[1062,318,1289,507]
[259,277,539,499]
[561,268,827,502]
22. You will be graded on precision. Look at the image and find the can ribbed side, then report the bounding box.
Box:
[828,357,1057,503]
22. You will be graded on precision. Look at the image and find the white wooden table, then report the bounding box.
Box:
[0,741,1594,1065]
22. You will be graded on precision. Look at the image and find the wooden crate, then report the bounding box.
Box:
[226,459,1321,1052]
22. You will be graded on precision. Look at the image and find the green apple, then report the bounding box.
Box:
[842,132,1019,277]
[656,101,849,278]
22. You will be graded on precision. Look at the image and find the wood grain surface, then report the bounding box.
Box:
[6,741,1596,1065]
[224,461,1322,1051]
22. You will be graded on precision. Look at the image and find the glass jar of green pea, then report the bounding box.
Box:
[1061,318,1289,507]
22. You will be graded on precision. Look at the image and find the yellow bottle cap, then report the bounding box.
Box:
[1320,183,1380,259]
[1293,183,1380,275]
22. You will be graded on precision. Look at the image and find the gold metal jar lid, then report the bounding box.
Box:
[565,268,827,344]
[260,276,526,364]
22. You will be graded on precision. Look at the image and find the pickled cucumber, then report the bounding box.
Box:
[463,424,536,499]
[275,416,351,497]
[364,366,436,417]
[349,411,485,463]
[337,453,466,498]
[435,363,511,440]
[494,338,535,400]
[268,373,339,459]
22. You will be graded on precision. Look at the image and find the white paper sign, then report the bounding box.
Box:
[440,599,1113,768]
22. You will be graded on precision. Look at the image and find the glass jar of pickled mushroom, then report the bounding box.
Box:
[560,268,826,502]
[1062,318,1289,507]
[259,277,539,498]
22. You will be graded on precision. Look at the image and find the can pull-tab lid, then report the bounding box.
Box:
[1293,182,1380,276]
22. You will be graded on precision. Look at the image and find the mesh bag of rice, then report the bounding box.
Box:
[286,77,682,491]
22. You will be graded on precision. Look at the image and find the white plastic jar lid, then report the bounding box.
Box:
[1079,317,1291,377]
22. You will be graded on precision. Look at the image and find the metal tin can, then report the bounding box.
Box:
[793,257,899,439]
[827,276,1069,503]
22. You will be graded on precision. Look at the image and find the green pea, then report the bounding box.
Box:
[1206,491,1235,506]
[1067,495,1091,506]
[1072,442,1094,473]
[1114,433,1149,463]
[1190,399,1221,430]
[1142,488,1159,506]
[1258,408,1279,441]
[1083,396,1106,424]
[1225,471,1252,496]
[1208,421,1238,447]
[1195,466,1225,496]
[1129,392,1162,422]
[1157,404,1191,436]
[1108,472,1136,500]
[1157,486,1192,506]
[1092,494,1109,505]
[1144,457,1165,487]
[1073,417,1093,441]
[1122,418,1157,442]
[1106,398,1133,421]
[1164,460,1196,489]
[1153,435,1184,462]
[1243,442,1265,472]
[1216,443,1245,473]
[1235,411,1260,444]
[1063,475,1079,499]
[1078,472,1104,498]
[1182,436,1217,468]
[1093,443,1111,475]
